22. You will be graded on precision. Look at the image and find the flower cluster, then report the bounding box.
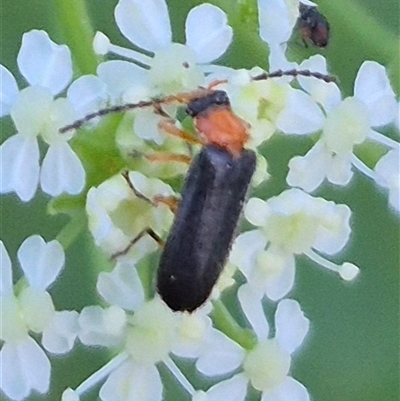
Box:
[1,0,398,400]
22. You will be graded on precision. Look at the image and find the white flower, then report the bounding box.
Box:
[91,1,233,144]
[86,171,175,258]
[0,236,78,401]
[172,305,245,376]
[67,259,238,401]
[280,59,398,193]
[195,292,311,401]
[94,0,232,95]
[230,188,359,300]
[0,30,86,201]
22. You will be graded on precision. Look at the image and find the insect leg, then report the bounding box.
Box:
[111,227,165,260]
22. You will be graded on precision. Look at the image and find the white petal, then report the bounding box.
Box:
[97,60,149,102]
[78,305,126,347]
[354,61,397,127]
[326,152,353,186]
[286,141,329,192]
[277,89,324,134]
[258,0,294,45]
[196,330,245,376]
[97,261,145,311]
[134,109,166,144]
[67,75,108,117]
[0,337,50,400]
[298,55,342,112]
[100,361,163,401]
[244,198,270,227]
[261,376,310,401]
[0,134,40,201]
[115,0,172,52]
[275,300,309,354]
[185,4,232,63]
[238,284,269,338]
[374,148,400,211]
[0,241,13,296]
[374,148,399,187]
[42,310,79,354]
[268,43,297,72]
[229,230,267,278]
[18,235,65,290]
[17,30,72,95]
[93,31,111,55]
[0,342,29,401]
[0,65,19,117]
[40,142,86,196]
[206,374,248,401]
[260,248,296,301]
[313,202,352,255]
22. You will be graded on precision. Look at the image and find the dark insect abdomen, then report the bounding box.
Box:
[157,145,256,312]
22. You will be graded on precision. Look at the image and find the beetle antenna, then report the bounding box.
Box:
[59,70,336,134]
[253,68,337,83]
[59,99,160,133]
[59,88,212,134]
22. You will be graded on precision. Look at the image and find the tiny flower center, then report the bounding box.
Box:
[323,97,370,154]
[1,294,29,343]
[178,313,207,343]
[126,299,177,365]
[19,287,55,333]
[266,212,318,254]
[243,339,291,392]
[149,43,204,93]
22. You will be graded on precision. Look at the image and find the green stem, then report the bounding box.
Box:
[211,299,257,350]
[56,211,87,250]
[55,0,99,75]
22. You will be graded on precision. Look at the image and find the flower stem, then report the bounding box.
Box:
[54,0,99,75]
[56,211,87,250]
[211,299,257,350]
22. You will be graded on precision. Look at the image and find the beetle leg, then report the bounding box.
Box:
[158,119,203,146]
[111,227,165,260]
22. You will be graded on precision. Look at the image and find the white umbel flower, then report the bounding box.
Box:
[66,259,239,401]
[86,171,175,258]
[94,0,232,98]
[0,236,78,401]
[0,30,86,201]
[195,292,311,401]
[281,59,399,193]
[230,189,359,300]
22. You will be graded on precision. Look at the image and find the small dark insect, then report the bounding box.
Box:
[60,69,336,312]
[297,3,330,48]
